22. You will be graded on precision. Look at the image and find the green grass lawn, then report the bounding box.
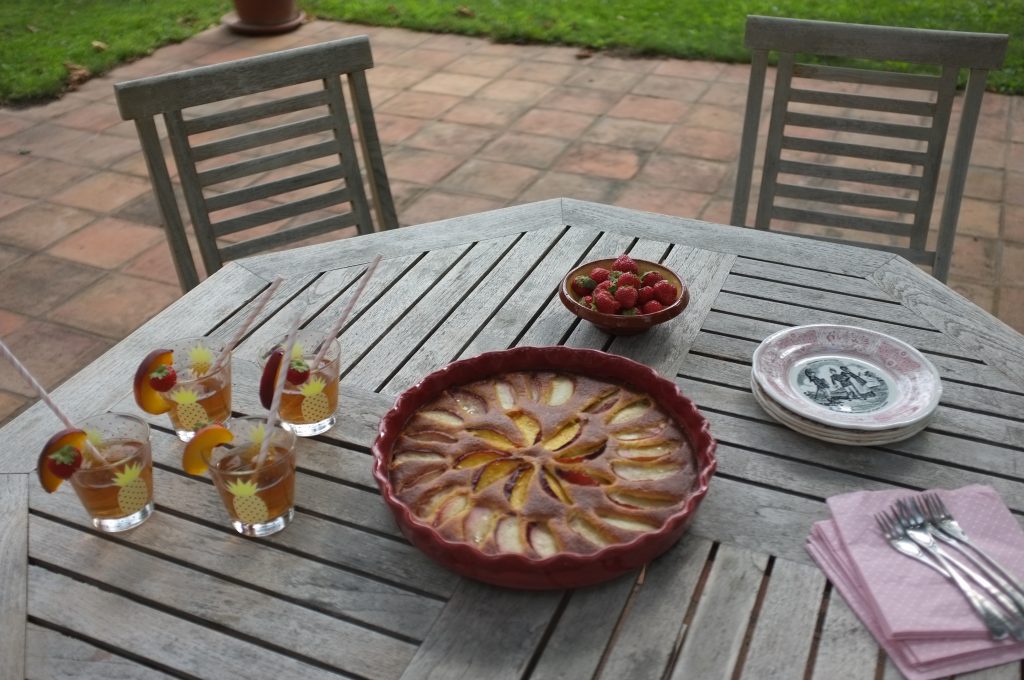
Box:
[1,0,1021,104]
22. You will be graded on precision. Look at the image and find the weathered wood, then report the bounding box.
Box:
[741,558,826,678]
[400,580,562,680]
[810,590,880,680]
[870,256,1024,391]
[30,515,417,680]
[730,257,894,301]
[599,536,714,679]
[669,544,769,680]
[26,623,176,680]
[528,573,637,680]
[0,474,27,680]
[28,566,343,678]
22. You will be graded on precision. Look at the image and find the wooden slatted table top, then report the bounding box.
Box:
[4,199,1024,679]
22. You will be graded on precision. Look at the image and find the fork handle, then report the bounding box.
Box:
[938,535,1024,616]
[957,534,1024,607]
[923,544,1013,640]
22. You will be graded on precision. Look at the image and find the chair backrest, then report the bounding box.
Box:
[731,16,1007,282]
[115,35,398,291]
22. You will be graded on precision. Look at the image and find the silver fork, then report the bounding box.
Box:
[898,498,1024,624]
[920,492,1024,612]
[886,504,1024,640]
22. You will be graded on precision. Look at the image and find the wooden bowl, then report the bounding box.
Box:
[559,258,689,336]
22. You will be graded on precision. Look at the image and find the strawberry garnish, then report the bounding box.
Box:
[589,267,610,284]
[612,254,638,274]
[614,285,638,309]
[148,364,176,392]
[641,271,663,287]
[653,280,678,305]
[286,358,310,385]
[47,444,83,480]
[642,300,665,314]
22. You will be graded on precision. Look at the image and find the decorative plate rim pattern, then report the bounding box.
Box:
[751,325,941,431]
[371,345,717,590]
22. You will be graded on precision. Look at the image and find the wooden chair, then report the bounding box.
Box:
[731,16,1007,282]
[115,35,398,291]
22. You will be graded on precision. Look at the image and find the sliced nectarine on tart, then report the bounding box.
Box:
[37,428,87,492]
[182,424,234,475]
[133,349,174,415]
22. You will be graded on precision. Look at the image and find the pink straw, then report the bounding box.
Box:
[256,310,304,466]
[212,276,283,372]
[0,338,107,462]
[310,255,382,370]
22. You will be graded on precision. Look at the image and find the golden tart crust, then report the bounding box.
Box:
[390,371,697,558]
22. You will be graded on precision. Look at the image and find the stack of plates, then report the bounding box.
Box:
[750,324,942,446]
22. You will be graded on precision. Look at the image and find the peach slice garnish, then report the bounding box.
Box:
[133,349,174,415]
[37,428,87,493]
[259,348,284,409]
[182,424,234,475]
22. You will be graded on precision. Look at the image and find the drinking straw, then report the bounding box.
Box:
[211,275,283,372]
[0,338,107,462]
[310,254,382,370]
[256,310,304,466]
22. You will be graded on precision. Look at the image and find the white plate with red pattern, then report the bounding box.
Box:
[751,324,941,432]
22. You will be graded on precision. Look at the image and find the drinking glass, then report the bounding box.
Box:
[204,416,297,537]
[162,337,232,441]
[70,413,154,532]
[260,329,340,437]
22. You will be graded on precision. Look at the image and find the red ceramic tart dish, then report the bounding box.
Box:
[372,346,717,589]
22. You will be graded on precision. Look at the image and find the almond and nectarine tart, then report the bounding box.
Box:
[389,371,698,558]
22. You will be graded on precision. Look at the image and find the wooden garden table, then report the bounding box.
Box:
[3,198,1024,679]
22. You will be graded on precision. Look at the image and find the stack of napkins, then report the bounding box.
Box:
[807,485,1024,679]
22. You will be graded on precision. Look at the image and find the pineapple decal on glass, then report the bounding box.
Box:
[225,479,269,524]
[114,462,150,515]
[169,387,210,431]
[300,377,331,422]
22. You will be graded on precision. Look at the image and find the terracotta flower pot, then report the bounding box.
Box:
[223,0,305,35]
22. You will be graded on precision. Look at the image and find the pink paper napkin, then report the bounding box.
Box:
[806,485,1024,680]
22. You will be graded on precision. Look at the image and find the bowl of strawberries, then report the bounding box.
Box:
[559,253,689,335]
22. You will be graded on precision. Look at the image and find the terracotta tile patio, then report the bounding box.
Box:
[1,18,1022,425]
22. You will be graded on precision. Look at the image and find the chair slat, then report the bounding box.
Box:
[774,183,918,213]
[777,160,922,190]
[772,206,913,236]
[205,166,347,212]
[782,136,929,166]
[784,112,932,141]
[788,89,935,116]
[791,63,941,90]
[219,213,358,261]
[184,90,329,134]
[212,189,351,236]
[198,140,339,187]
[191,115,336,162]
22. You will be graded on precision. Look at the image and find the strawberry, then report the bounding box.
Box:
[595,279,614,293]
[594,291,620,314]
[653,280,678,305]
[582,295,593,307]
[614,285,638,309]
[589,267,610,284]
[286,358,310,385]
[638,285,655,304]
[617,272,641,289]
[642,300,665,314]
[148,364,176,392]
[641,271,663,287]
[572,275,596,297]
[621,307,638,316]
[612,254,638,274]
[47,444,83,480]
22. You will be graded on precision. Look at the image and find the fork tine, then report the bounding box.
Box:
[922,493,941,520]
[875,512,890,536]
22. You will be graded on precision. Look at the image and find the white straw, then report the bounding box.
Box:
[311,255,382,370]
[256,310,304,467]
[0,338,107,462]
[212,276,283,372]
